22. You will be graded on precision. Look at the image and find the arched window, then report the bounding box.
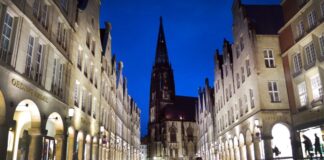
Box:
[170,125,177,143]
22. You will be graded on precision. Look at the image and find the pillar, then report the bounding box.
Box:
[55,134,64,160]
[291,130,303,159]
[27,130,43,160]
[0,125,9,159]
[246,142,252,160]
[253,138,261,160]
[262,135,273,160]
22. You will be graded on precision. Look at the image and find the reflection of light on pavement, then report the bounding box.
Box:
[272,124,292,158]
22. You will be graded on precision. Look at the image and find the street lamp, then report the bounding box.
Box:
[66,108,75,120]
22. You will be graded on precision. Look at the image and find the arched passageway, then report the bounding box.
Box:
[272,123,292,158]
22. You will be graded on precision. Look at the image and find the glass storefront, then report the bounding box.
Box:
[299,126,324,158]
[41,136,56,160]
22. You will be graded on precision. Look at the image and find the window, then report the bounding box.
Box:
[244,94,248,113]
[236,73,240,88]
[33,0,41,17]
[25,36,35,77]
[91,40,96,55]
[310,74,323,100]
[240,36,244,51]
[89,63,94,83]
[170,126,177,143]
[305,43,316,65]
[241,67,245,83]
[0,12,14,62]
[84,59,88,77]
[246,59,251,76]
[296,21,304,37]
[321,2,324,17]
[264,49,275,68]
[60,0,68,11]
[236,45,240,58]
[268,81,280,102]
[40,4,49,28]
[229,85,232,97]
[74,82,80,106]
[307,10,316,28]
[34,44,44,82]
[88,93,92,115]
[239,98,243,116]
[86,31,90,48]
[82,89,86,111]
[298,82,307,106]
[293,53,302,73]
[249,89,255,108]
[77,49,82,69]
[57,21,67,49]
[319,35,324,56]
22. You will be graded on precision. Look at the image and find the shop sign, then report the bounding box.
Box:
[11,78,48,103]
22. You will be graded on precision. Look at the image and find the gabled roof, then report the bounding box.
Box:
[244,5,284,35]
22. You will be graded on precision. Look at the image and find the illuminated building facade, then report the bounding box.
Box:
[279,0,324,158]
[212,0,293,159]
[196,79,215,160]
[0,0,141,159]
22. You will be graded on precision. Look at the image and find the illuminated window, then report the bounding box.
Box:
[298,81,307,106]
[268,81,280,102]
[310,74,323,100]
[264,49,275,68]
[293,53,302,73]
[25,36,35,77]
[34,44,44,82]
[0,12,14,62]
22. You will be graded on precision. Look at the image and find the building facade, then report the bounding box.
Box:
[212,0,293,159]
[0,0,141,160]
[196,79,215,160]
[147,17,198,160]
[279,0,324,158]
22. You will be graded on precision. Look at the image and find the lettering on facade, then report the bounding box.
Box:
[11,78,48,103]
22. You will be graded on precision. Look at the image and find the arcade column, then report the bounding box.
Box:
[28,129,43,160]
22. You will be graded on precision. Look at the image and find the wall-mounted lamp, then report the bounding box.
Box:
[66,108,75,120]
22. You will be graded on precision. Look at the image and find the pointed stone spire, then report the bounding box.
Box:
[155,16,169,64]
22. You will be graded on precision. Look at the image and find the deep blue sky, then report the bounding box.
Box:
[99,0,281,137]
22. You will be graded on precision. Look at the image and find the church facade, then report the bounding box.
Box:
[147,18,198,160]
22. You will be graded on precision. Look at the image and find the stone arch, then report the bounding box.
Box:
[234,136,240,160]
[12,99,41,160]
[84,134,92,160]
[76,131,84,160]
[0,89,6,125]
[271,123,292,158]
[246,129,255,160]
[45,112,64,160]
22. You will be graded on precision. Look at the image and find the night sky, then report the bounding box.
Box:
[99,0,281,137]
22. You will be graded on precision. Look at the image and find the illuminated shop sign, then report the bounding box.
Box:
[11,78,48,103]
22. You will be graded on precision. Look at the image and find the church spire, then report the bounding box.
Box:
[155,16,169,64]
